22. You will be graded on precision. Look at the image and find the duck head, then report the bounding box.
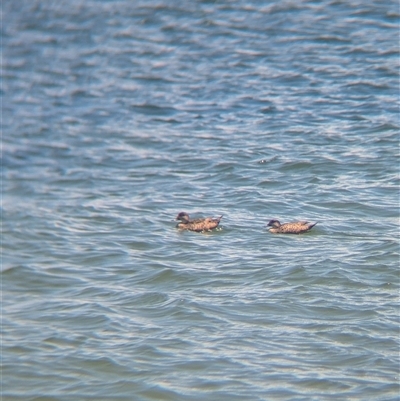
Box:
[267,219,281,228]
[176,212,190,223]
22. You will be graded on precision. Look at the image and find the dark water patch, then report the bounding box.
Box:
[2,265,86,293]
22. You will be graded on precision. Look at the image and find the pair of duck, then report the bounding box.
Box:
[176,212,318,234]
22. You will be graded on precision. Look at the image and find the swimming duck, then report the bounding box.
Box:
[176,212,223,232]
[267,219,317,234]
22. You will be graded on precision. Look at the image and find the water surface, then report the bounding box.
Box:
[2,1,399,400]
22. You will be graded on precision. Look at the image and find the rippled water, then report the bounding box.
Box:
[2,1,399,400]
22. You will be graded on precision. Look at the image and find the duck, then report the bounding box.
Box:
[267,219,317,234]
[176,212,223,232]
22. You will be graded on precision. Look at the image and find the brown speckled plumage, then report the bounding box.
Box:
[176,212,223,232]
[267,219,317,234]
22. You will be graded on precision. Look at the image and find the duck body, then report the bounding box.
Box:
[267,219,317,234]
[176,212,222,232]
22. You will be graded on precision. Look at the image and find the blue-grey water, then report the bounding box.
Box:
[2,1,399,400]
